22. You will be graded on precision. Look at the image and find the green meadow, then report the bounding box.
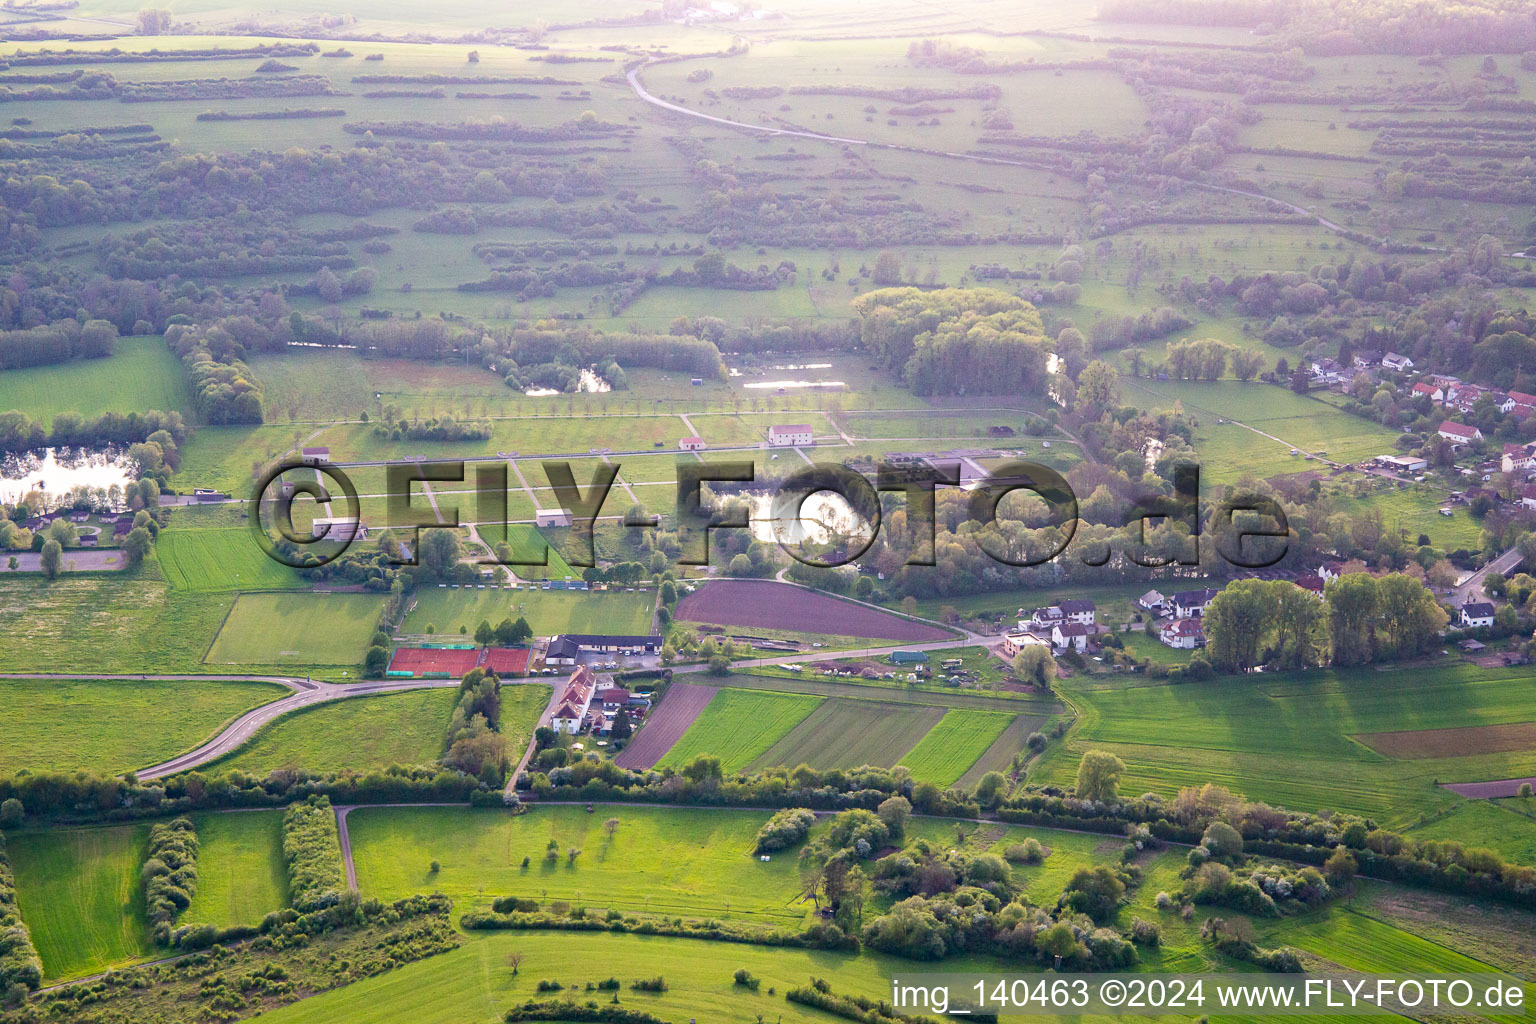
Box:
[183,811,289,929]
[749,698,945,772]
[402,584,654,638]
[204,592,386,666]
[210,689,461,775]
[896,709,1018,787]
[0,337,189,426]
[7,824,156,981]
[0,677,285,776]
[155,528,308,591]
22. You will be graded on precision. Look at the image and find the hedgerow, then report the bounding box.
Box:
[143,816,199,943]
[0,831,43,990]
[282,795,346,912]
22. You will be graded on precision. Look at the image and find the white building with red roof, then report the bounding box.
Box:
[767,424,815,447]
[550,665,598,734]
[1437,421,1482,445]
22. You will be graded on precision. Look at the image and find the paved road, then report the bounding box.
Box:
[1452,545,1524,606]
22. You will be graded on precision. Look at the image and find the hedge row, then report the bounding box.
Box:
[460,909,856,953]
[282,795,346,912]
[143,816,198,943]
[504,1003,667,1023]
[786,979,966,1024]
[0,831,42,990]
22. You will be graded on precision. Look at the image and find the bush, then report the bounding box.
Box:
[999,839,1042,865]
[1130,917,1161,945]
[732,967,760,990]
[492,896,539,914]
[0,833,42,990]
[282,795,346,911]
[753,807,816,854]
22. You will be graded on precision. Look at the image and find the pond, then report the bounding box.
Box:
[0,448,136,510]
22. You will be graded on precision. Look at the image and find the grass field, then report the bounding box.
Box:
[203,592,386,666]
[0,337,189,427]
[0,575,232,675]
[0,677,286,776]
[155,528,307,592]
[346,805,809,922]
[183,811,288,929]
[956,714,1043,792]
[654,689,823,774]
[1405,800,1536,867]
[896,709,1018,787]
[210,689,461,775]
[401,585,654,638]
[6,825,156,981]
[1035,664,1536,829]
[748,698,945,772]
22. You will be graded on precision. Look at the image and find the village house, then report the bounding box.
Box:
[1137,589,1165,614]
[678,436,706,452]
[1410,382,1444,403]
[1503,442,1536,475]
[1051,621,1090,653]
[1437,421,1482,445]
[1381,352,1414,372]
[1352,350,1382,369]
[1292,574,1326,598]
[544,633,665,666]
[999,629,1051,658]
[1521,484,1536,511]
[1459,601,1495,629]
[1026,598,1095,630]
[1170,587,1221,618]
[1317,561,1345,582]
[1159,617,1206,649]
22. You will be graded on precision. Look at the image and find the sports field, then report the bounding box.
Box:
[0,677,286,776]
[346,804,808,922]
[654,688,823,775]
[156,528,307,591]
[210,689,461,775]
[401,585,654,637]
[183,811,289,929]
[748,698,945,772]
[6,824,156,981]
[896,709,1019,787]
[0,337,189,427]
[203,592,386,665]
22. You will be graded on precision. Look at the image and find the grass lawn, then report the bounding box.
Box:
[184,811,289,929]
[1121,628,1194,665]
[155,528,308,592]
[654,688,823,774]
[7,825,157,981]
[0,337,189,427]
[0,678,286,776]
[748,698,945,772]
[402,585,654,638]
[346,805,809,922]
[1034,663,1536,828]
[204,592,386,666]
[956,714,1043,792]
[896,709,1018,787]
[211,690,454,774]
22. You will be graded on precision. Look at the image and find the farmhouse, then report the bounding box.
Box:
[1381,352,1414,372]
[1292,574,1326,598]
[545,633,665,665]
[550,665,599,734]
[767,424,815,447]
[1437,421,1482,445]
[1459,601,1496,629]
[1160,617,1206,649]
[999,629,1051,658]
[1317,561,1345,582]
[679,436,706,452]
[300,446,330,465]
[1170,587,1220,618]
[1411,382,1444,403]
[1137,589,1165,614]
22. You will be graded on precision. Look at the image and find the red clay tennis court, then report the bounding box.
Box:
[386,645,530,678]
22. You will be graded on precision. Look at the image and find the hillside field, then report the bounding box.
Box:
[401,584,654,638]
[653,688,823,774]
